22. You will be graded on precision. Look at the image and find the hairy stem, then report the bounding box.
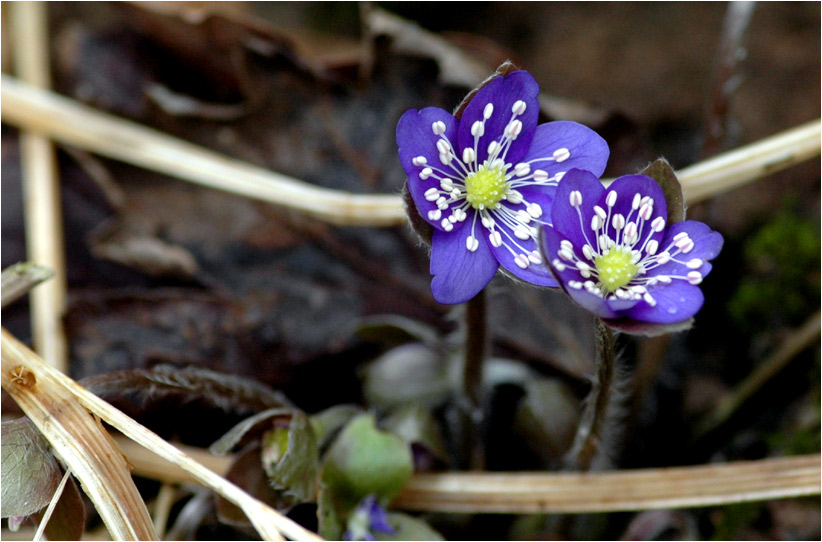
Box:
[569,318,617,471]
[460,289,487,470]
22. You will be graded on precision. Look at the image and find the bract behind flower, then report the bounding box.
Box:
[397,70,609,304]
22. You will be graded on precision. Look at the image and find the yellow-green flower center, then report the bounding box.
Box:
[465,165,507,210]
[595,248,639,293]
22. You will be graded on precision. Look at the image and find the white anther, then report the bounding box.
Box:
[651,216,666,232]
[568,280,583,290]
[533,169,549,182]
[632,193,642,210]
[435,196,447,206]
[451,188,462,199]
[569,190,583,207]
[419,167,433,180]
[516,210,532,224]
[687,271,703,284]
[432,121,446,135]
[412,156,427,166]
[553,148,570,162]
[643,292,657,306]
[598,234,611,251]
[594,205,607,220]
[560,240,574,252]
[440,179,454,191]
[436,139,450,154]
[645,239,659,255]
[677,238,695,253]
[555,171,566,182]
[427,209,441,221]
[490,158,505,170]
[591,215,604,231]
[514,163,531,177]
[656,252,671,265]
[489,231,503,247]
[553,259,567,272]
[631,250,642,264]
[612,213,626,230]
[528,250,543,264]
[641,196,652,206]
[582,244,595,261]
[514,254,530,269]
[462,147,476,164]
[584,280,595,291]
[512,100,527,115]
[466,235,479,252]
[506,190,523,204]
[527,203,543,218]
[558,248,575,261]
[673,232,689,241]
[441,218,453,231]
[454,209,468,222]
[439,152,452,166]
[605,191,617,208]
[686,258,703,269]
[483,103,494,119]
[615,288,630,299]
[487,141,501,156]
[448,214,458,224]
[631,285,647,294]
[657,275,672,283]
[639,203,653,221]
[471,120,485,138]
[514,225,531,240]
[505,120,523,139]
[576,261,591,273]
[624,221,638,241]
[481,216,495,228]
[424,187,439,201]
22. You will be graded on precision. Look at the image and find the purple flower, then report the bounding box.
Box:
[397,71,609,304]
[344,495,395,541]
[541,169,723,328]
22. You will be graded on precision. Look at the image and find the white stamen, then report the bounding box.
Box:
[656,252,671,265]
[591,215,604,231]
[419,167,433,180]
[657,275,672,283]
[528,250,543,264]
[569,190,583,207]
[489,231,503,247]
[677,238,695,253]
[514,163,531,177]
[412,156,427,166]
[487,140,501,156]
[643,292,657,306]
[605,191,617,208]
[533,169,549,182]
[632,193,642,210]
[553,259,566,271]
[505,120,523,139]
[638,202,653,221]
[483,103,494,119]
[427,209,441,221]
[439,152,451,166]
[514,254,530,269]
[645,239,659,255]
[582,244,594,261]
[441,218,453,232]
[612,213,626,230]
[512,100,527,115]
[448,214,458,224]
[453,209,467,222]
[440,179,454,191]
[687,271,703,284]
[651,216,666,232]
[673,232,689,241]
[481,216,495,228]
[506,190,523,204]
[576,261,591,273]
[462,147,476,164]
[424,188,439,201]
[686,258,703,269]
[568,280,583,290]
[435,196,447,207]
[471,120,485,137]
[514,225,531,240]
[436,140,450,154]
[553,148,570,162]
[594,206,607,220]
[432,121,446,135]
[466,235,479,252]
[516,210,532,224]
[558,248,575,261]
[526,203,543,218]
[623,221,638,241]
[451,188,462,198]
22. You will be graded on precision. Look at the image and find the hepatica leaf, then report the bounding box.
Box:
[261,410,319,502]
[1,418,62,518]
[321,414,413,510]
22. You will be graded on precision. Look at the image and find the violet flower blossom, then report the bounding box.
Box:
[541,169,723,327]
[397,71,609,304]
[344,495,394,541]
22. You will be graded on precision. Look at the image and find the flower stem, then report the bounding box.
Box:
[569,317,617,471]
[460,289,487,470]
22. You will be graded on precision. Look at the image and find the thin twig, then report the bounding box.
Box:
[10,2,69,373]
[1,76,818,226]
[0,327,322,542]
[1,262,54,308]
[32,468,72,542]
[112,437,820,515]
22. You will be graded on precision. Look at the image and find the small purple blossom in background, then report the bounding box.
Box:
[541,169,723,327]
[344,495,394,541]
[397,70,609,304]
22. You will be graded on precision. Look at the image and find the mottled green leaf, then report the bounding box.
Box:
[1,418,62,518]
[261,410,319,502]
[317,485,343,541]
[209,407,293,455]
[382,403,448,463]
[310,404,363,451]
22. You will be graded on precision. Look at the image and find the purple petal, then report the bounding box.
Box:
[457,71,540,166]
[397,107,461,231]
[430,223,499,304]
[652,220,724,278]
[489,195,558,287]
[550,168,605,248]
[626,281,705,324]
[520,121,610,178]
[602,174,667,246]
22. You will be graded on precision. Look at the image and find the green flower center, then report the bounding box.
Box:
[595,247,639,293]
[465,165,507,210]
